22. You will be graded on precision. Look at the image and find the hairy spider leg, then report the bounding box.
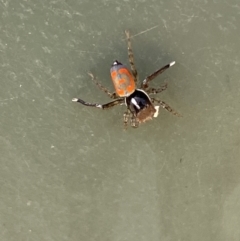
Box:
[123,108,139,128]
[151,97,182,117]
[141,61,175,89]
[125,30,138,83]
[146,83,168,94]
[130,115,139,128]
[72,98,124,109]
[88,72,117,99]
[123,109,131,128]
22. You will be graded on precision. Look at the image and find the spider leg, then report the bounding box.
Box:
[125,30,138,83]
[88,72,117,99]
[123,109,131,128]
[146,83,168,94]
[151,98,182,117]
[72,98,124,109]
[123,108,139,128]
[141,61,175,89]
[130,115,139,128]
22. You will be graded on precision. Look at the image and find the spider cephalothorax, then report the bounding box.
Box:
[72,30,181,128]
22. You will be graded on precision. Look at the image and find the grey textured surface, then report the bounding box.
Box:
[1,0,240,240]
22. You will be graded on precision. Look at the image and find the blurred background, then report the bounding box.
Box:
[1,0,240,240]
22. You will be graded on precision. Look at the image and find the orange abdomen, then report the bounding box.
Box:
[110,61,136,97]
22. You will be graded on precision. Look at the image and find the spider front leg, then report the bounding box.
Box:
[146,83,168,94]
[123,108,139,128]
[72,98,124,109]
[88,72,117,99]
[141,61,175,89]
[130,115,139,128]
[125,30,138,83]
[123,109,130,128]
[151,98,182,117]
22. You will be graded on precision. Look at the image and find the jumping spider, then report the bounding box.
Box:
[72,30,181,128]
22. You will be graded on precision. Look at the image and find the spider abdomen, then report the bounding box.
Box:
[110,60,136,97]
